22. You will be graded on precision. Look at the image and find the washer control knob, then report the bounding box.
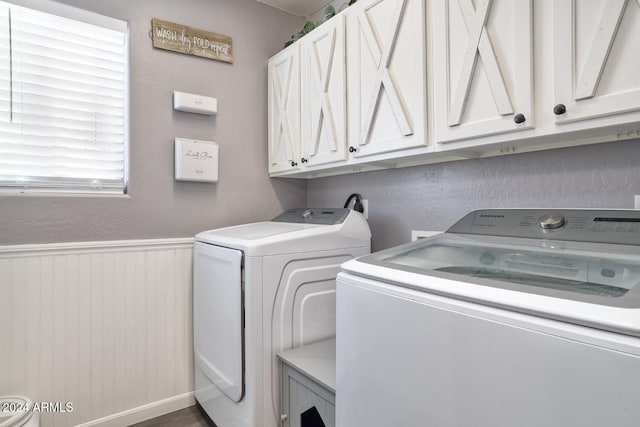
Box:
[302,209,314,219]
[538,213,566,230]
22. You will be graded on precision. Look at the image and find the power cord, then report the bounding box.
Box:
[343,193,364,213]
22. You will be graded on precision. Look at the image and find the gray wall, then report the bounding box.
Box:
[307,139,640,251]
[2,1,638,250]
[0,0,306,245]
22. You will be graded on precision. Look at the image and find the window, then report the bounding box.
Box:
[0,0,128,194]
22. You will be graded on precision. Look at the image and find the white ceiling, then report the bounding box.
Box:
[256,0,333,17]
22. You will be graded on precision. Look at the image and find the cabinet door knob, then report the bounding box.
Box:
[553,104,567,115]
[301,158,307,163]
[513,113,526,124]
[349,146,357,153]
[281,413,288,421]
[290,161,297,167]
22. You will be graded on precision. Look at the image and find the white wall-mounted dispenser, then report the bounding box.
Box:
[173,91,217,115]
[175,138,219,182]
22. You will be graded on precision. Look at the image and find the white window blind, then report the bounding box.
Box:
[0,0,128,194]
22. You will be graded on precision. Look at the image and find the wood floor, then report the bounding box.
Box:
[129,405,216,427]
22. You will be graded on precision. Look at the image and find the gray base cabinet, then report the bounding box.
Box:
[278,338,336,427]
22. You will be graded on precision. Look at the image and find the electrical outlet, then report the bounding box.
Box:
[635,195,640,209]
[362,199,369,219]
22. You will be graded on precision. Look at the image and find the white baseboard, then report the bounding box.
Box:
[73,392,196,427]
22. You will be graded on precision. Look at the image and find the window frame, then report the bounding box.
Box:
[0,0,130,196]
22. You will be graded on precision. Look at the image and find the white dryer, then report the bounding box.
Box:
[193,208,370,427]
[337,209,640,427]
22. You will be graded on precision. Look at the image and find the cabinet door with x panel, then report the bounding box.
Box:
[300,14,347,167]
[433,0,533,145]
[553,0,640,126]
[269,44,301,174]
[346,0,427,158]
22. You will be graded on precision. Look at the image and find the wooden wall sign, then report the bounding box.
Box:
[151,18,233,63]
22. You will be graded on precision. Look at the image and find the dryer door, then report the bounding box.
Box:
[194,242,244,402]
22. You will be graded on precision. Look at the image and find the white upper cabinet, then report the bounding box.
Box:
[267,0,640,178]
[433,0,534,144]
[553,0,640,125]
[346,0,427,157]
[300,15,347,167]
[268,44,300,174]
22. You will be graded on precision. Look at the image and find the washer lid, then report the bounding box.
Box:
[358,233,640,307]
[0,396,33,427]
[344,232,640,336]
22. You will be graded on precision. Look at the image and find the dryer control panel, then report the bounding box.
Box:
[273,208,351,225]
[448,209,640,246]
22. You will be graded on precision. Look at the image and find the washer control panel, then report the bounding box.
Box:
[448,209,640,245]
[272,208,351,225]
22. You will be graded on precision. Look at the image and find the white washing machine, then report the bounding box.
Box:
[337,209,640,427]
[193,208,370,427]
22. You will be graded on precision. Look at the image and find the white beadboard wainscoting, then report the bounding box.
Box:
[0,238,196,427]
